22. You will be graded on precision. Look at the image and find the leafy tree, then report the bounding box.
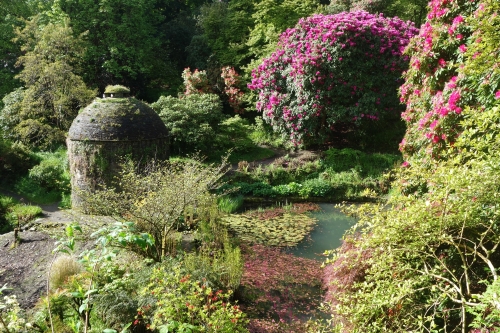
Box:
[0,0,40,107]
[383,0,428,27]
[246,0,322,62]
[195,0,254,68]
[248,11,417,146]
[196,0,322,72]
[0,15,96,150]
[58,0,167,98]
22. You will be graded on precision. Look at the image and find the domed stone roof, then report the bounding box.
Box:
[68,90,168,141]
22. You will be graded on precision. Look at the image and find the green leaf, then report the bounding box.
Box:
[78,303,88,313]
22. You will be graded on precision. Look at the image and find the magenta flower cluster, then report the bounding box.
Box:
[248,11,417,144]
[399,0,480,159]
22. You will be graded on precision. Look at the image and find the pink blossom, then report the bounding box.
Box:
[459,44,467,53]
[495,91,500,99]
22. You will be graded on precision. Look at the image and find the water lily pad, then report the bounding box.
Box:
[221,212,316,247]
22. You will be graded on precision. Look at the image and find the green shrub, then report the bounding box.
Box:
[248,116,288,149]
[273,183,297,196]
[14,148,70,204]
[28,156,70,192]
[298,178,332,197]
[152,93,226,155]
[0,139,39,184]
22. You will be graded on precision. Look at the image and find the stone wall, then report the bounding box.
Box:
[67,138,169,210]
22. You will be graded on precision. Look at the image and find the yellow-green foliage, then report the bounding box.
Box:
[6,16,96,149]
[184,244,243,291]
[104,85,130,94]
[81,156,228,262]
[49,255,82,290]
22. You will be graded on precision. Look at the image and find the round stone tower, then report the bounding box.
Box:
[67,85,169,210]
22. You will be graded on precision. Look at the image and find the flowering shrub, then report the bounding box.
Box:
[182,68,213,95]
[221,66,245,113]
[0,286,31,333]
[248,11,417,145]
[398,0,494,161]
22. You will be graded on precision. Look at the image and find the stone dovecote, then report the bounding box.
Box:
[67,85,169,210]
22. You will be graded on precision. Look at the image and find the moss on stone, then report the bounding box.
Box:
[104,85,130,94]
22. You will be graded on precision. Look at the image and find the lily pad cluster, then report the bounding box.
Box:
[221,212,316,247]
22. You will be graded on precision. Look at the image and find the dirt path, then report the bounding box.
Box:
[0,193,113,309]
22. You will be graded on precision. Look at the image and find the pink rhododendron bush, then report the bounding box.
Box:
[248,11,418,145]
[399,0,500,162]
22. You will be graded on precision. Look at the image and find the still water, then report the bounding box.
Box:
[287,203,357,260]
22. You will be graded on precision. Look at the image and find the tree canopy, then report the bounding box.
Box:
[1,15,95,149]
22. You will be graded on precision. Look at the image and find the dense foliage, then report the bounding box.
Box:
[152,93,225,155]
[0,15,96,149]
[248,12,417,145]
[322,0,500,331]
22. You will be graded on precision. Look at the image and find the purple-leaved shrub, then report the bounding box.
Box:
[248,11,417,145]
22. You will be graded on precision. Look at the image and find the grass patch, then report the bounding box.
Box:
[225,146,275,164]
[218,195,244,214]
[0,193,43,233]
[49,255,82,290]
[223,148,400,201]
[8,204,43,224]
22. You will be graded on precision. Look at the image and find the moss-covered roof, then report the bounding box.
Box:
[104,85,130,94]
[68,97,169,141]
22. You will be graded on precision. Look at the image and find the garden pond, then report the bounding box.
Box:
[228,202,357,330]
[287,203,357,260]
